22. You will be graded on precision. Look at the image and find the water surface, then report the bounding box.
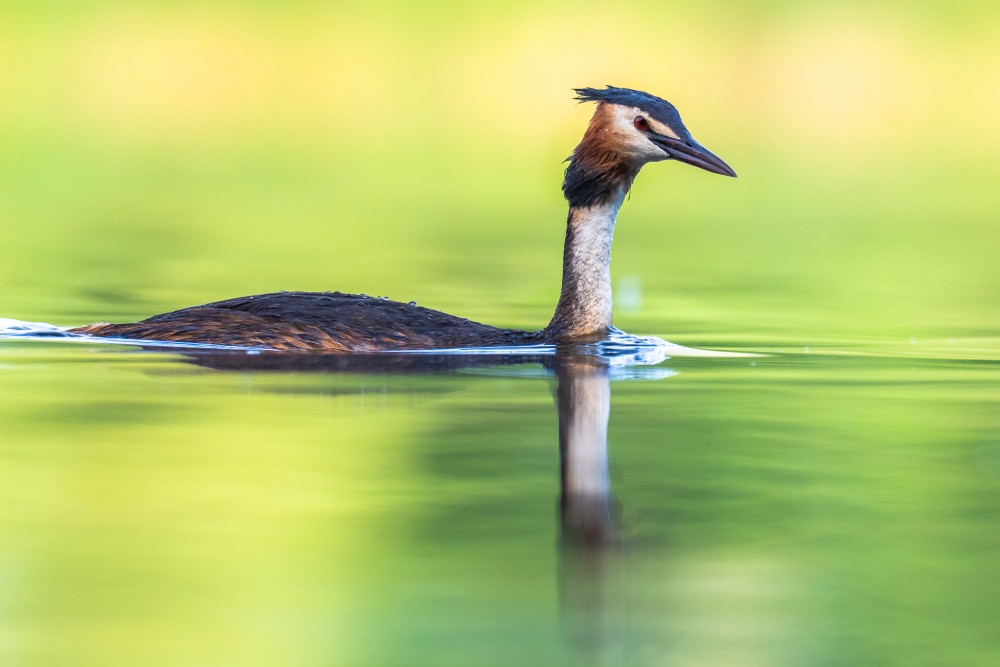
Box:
[2,331,999,666]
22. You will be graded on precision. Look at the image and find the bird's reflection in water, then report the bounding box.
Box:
[555,354,616,546]
[181,346,649,665]
[185,350,622,528]
[552,355,628,667]
[183,351,622,542]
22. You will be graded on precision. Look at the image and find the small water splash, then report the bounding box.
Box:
[398,329,745,370]
[589,328,757,362]
[0,318,72,337]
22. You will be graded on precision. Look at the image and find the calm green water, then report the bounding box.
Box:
[2,334,1000,666]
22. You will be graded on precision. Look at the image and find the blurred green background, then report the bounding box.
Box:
[2,0,998,346]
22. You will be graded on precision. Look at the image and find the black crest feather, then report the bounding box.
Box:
[573,85,689,138]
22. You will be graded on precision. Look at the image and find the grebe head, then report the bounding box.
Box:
[572,86,737,176]
[550,87,735,339]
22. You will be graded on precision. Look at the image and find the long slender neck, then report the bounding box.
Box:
[546,193,627,340]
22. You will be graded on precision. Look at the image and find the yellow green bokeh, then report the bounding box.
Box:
[1,1,998,345]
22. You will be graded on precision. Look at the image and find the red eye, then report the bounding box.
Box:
[634,116,650,131]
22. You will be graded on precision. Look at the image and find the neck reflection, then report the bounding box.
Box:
[556,354,616,546]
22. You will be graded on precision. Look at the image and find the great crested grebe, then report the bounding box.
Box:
[71,86,736,352]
